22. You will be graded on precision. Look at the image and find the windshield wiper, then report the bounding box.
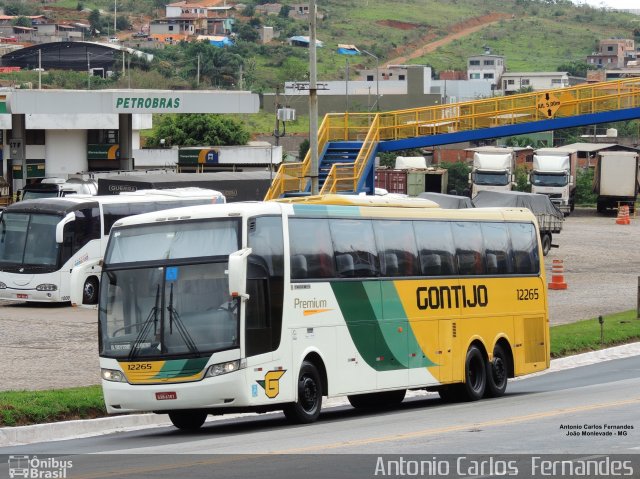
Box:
[128,284,161,361]
[166,283,200,356]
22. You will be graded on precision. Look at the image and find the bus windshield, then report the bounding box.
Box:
[531,172,568,187]
[21,190,59,200]
[100,219,241,359]
[474,171,510,186]
[0,212,61,271]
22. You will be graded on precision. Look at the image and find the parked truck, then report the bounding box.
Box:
[469,148,515,197]
[593,151,640,214]
[530,147,577,215]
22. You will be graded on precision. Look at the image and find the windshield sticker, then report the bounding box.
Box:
[257,370,286,398]
[73,253,89,267]
[165,267,178,282]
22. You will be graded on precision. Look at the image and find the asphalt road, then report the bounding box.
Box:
[1,356,638,478]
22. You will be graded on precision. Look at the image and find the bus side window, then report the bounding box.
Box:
[481,222,514,275]
[329,219,379,278]
[373,220,419,277]
[289,218,335,279]
[413,220,457,276]
[508,223,539,274]
[451,221,485,276]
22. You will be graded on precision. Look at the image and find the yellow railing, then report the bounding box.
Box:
[265,79,640,199]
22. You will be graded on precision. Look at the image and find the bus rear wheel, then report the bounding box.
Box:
[485,344,508,398]
[83,277,99,305]
[168,410,208,431]
[283,361,322,424]
[460,345,487,401]
[348,389,406,409]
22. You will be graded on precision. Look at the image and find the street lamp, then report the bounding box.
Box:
[361,49,379,111]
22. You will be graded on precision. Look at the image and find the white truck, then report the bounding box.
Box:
[469,148,515,197]
[594,151,640,214]
[530,147,577,215]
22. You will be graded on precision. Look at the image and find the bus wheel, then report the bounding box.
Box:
[541,234,552,256]
[348,389,406,409]
[283,361,322,424]
[461,345,486,401]
[485,344,508,398]
[82,277,99,304]
[168,410,207,431]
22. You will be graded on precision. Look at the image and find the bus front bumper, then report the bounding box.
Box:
[102,373,250,414]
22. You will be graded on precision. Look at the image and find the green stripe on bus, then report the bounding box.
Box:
[154,357,209,379]
[379,281,437,368]
[292,204,361,217]
[331,281,406,371]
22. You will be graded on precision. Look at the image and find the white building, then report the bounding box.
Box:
[500,72,570,94]
[467,53,506,90]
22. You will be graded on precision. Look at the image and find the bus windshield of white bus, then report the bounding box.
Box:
[99,219,241,359]
[0,212,61,271]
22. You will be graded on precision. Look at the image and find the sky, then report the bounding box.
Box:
[572,0,639,9]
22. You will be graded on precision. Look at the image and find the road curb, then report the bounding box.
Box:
[2,342,639,448]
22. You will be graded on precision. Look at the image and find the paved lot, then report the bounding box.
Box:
[0,207,638,391]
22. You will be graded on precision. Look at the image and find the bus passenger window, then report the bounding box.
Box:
[481,222,514,274]
[413,221,457,276]
[452,222,485,276]
[508,223,539,274]
[373,220,418,277]
[329,219,379,278]
[289,218,335,278]
[291,254,308,279]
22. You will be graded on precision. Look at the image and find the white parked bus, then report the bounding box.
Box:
[0,188,225,305]
[99,194,550,430]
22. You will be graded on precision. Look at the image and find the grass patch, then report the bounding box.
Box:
[0,386,105,427]
[550,310,640,358]
[1,311,638,427]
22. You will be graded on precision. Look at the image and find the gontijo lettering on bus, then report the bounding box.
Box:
[115,96,181,110]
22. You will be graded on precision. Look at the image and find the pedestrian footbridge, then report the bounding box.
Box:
[264,78,640,199]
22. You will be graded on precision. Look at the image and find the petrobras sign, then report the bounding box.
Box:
[114,94,182,112]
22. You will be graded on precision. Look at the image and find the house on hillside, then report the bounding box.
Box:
[150,1,235,38]
[587,38,636,69]
[467,50,505,91]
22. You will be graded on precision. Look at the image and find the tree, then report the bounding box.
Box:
[88,9,102,35]
[12,16,32,28]
[439,161,471,195]
[146,114,250,147]
[557,60,593,78]
[298,139,309,160]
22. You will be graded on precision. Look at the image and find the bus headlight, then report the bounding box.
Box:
[36,284,58,291]
[204,360,244,378]
[0,282,6,289]
[101,368,127,383]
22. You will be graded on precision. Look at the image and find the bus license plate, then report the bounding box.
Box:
[17,294,28,299]
[155,392,177,400]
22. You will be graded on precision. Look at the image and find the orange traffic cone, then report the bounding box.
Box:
[616,205,630,225]
[548,259,567,290]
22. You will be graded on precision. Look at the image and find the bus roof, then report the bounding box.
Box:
[110,198,538,231]
[5,188,225,215]
[275,194,440,208]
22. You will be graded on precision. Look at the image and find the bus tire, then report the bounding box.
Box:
[485,344,508,398]
[168,410,207,431]
[348,389,406,409]
[82,277,99,305]
[541,233,551,256]
[283,360,322,424]
[461,345,486,401]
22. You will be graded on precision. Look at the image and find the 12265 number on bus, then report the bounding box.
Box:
[516,288,539,301]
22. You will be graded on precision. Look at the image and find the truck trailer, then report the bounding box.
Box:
[593,151,640,214]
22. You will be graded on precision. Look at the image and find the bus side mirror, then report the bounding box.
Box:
[228,248,252,300]
[569,175,574,184]
[55,212,76,244]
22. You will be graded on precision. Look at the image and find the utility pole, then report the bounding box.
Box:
[309,0,319,195]
[114,0,117,36]
[87,52,91,89]
[127,54,131,89]
[38,49,41,90]
[196,53,200,87]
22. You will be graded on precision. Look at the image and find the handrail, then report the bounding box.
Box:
[267,79,640,199]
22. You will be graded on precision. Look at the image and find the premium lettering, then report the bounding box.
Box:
[416,285,488,310]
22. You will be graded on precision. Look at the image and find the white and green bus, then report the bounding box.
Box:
[99,195,550,430]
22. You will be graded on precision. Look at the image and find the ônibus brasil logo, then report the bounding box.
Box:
[8,455,73,479]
